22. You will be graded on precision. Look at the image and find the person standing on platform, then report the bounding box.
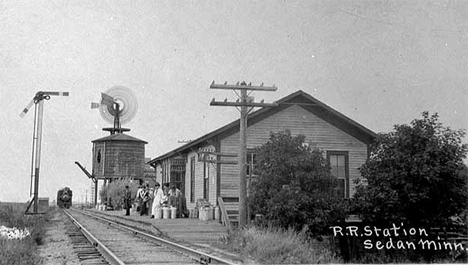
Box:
[135,185,143,213]
[140,185,150,216]
[163,183,170,202]
[147,187,154,216]
[169,185,187,218]
[168,185,182,197]
[123,185,132,216]
[150,182,164,218]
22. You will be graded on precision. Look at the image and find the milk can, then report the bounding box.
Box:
[154,208,162,219]
[170,207,177,219]
[162,207,170,219]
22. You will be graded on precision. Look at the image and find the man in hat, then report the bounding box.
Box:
[123,185,132,216]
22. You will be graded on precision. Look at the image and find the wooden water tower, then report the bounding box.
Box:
[91,133,147,180]
[91,86,148,182]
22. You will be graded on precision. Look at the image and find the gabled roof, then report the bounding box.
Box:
[148,90,376,164]
[92,133,148,144]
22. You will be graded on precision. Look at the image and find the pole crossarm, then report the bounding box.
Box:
[210,101,278,107]
[210,81,277,91]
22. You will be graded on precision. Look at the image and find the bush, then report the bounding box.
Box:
[99,179,139,209]
[222,225,340,264]
[346,112,468,263]
[249,130,348,237]
[352,112,468,227]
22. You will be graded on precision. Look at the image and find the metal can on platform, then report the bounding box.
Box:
[154,208,162,219]
[163,207,170,219]
[170,207,177,219]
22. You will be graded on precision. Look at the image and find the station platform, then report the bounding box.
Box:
[88,208,229,247]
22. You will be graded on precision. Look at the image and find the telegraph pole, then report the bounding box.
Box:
[210,81,277,227]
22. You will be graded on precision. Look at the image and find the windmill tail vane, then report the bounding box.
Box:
[19,91,69,118]
[91,102,100,109]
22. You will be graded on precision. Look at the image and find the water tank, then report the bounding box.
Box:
[91,133,147,180]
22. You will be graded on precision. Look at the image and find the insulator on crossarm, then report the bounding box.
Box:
[260,82,264,86]
[224,81,227,85]
[224,98,227,102]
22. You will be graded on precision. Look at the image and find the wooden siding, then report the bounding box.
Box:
[92,141,145,179]
[185,144,219,210]
[220,104,368,198]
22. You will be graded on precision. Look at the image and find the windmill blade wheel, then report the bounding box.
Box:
[99,86,138,125]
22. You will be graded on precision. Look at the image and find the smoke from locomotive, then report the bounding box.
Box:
[57,187,73,208]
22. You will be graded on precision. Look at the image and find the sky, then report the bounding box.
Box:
[0,0,467,203]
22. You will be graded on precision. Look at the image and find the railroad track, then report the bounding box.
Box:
[63,208,237,265]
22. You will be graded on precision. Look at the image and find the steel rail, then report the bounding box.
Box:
[68,208,238,265]
[63,209,125,265]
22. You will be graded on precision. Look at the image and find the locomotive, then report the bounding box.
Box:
[57,187,73,208]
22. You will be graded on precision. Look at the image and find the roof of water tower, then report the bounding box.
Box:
[92,133,148,144]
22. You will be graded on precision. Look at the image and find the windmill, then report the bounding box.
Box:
[91,85,138,135]
[20,91,69,214]
[76,86,148,208]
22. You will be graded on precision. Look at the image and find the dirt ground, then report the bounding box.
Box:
[37,209,80,265]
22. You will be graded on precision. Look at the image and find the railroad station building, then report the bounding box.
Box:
[148,90,376,212]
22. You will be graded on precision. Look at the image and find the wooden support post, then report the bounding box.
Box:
[238,88,248,226]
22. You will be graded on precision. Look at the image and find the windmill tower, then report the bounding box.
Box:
[88,86,149,208]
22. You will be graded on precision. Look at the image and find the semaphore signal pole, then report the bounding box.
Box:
[20,91,69,214]
[210,81,277,227]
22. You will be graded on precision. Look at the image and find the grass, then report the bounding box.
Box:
[218,225,340,264]
[0,202,47,265]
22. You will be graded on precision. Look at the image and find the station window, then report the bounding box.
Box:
[246,152,257,177]
[327,151,349,198]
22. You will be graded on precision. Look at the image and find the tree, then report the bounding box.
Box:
[249,130,347,237]
[99,179,139,209]
[352,112,468,227]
